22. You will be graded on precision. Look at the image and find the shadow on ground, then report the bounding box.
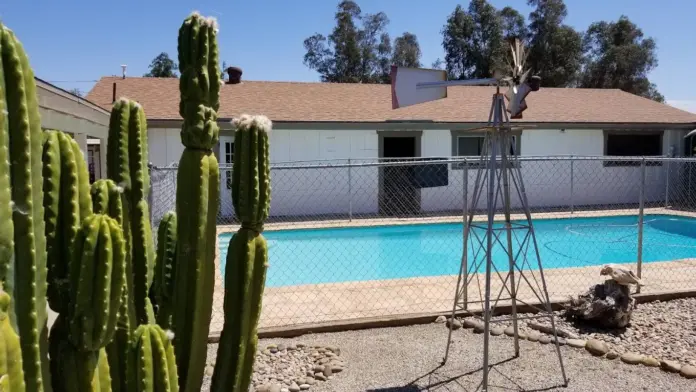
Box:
[367,357,568,392]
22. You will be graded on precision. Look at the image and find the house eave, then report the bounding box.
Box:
[146,118,696,131]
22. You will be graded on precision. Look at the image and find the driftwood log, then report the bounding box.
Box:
[563,279,636,329]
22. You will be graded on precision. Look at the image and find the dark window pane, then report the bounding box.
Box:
[606,134,661,156]
[458,137,483,156]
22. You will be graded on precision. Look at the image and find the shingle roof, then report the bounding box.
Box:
[86,76,696,126]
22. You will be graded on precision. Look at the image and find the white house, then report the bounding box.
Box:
[86,68,696,220]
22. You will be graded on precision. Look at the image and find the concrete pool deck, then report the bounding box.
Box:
[209,207,696,336]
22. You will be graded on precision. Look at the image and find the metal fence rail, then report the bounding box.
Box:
[149,156,696,332]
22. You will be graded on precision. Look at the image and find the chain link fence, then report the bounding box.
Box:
[149,156,696,333]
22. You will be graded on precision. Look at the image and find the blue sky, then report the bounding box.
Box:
[1,0,693,104]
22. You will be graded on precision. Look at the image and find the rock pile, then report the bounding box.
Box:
[251,343,345,392]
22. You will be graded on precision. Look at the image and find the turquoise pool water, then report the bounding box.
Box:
[218,214,696,288]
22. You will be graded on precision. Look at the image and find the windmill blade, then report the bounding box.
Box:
[518,68,531,85]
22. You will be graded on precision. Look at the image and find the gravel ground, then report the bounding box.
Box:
[201,321,694,391]
[490,297,696,366]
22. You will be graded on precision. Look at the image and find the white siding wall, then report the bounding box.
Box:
[419,128,681,214]
[148,126,684,220]
[147,128,185,167]
[268,129,379,217]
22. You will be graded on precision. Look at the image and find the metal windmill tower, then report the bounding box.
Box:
[391,38,568,391]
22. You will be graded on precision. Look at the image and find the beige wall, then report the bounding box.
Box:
[36,78,110,180]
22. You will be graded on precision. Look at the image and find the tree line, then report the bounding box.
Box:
[302,0,664,102]
[141,0,663,102]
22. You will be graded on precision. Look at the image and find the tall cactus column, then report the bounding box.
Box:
[211,115,272,392]
[0,22,51,391]
[172,11,221,391]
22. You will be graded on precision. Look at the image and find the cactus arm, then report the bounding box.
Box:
[0,34,12,289]
[211,232,267,392]
[94,348,112,392]
[1,24,50,392]
[131,200,155,324]
[172,11,221,391]
[104,218,126,348]
[66,215,125,352]
[172,151,218,390]
[106,99,131,194]
[0,289,25,392]
[211,115,271,391]
[41,131,63,312]
[90,179,124,225]
[70,138,93,221]
[130,325,178,392]
[153,212,177,329]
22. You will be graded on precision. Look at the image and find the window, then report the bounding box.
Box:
[224,141,234,189]
[604,131,663,167]
[450,130,521,169]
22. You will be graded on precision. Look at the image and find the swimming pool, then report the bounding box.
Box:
[218,214,696,288]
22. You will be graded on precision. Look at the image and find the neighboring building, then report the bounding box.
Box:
[86,69,696,219]
[37,77,110,181]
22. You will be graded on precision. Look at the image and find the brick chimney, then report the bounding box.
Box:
[226,66,242,84]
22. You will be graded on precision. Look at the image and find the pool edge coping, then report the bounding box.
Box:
[207,287,696,342]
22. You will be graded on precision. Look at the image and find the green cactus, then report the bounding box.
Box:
[106,98,155,327]
[152,212,177,329]
[65,214,126,352]
[48,316,111,392]
[91,179,124,225]
[211,115,272,392]
[172,11,221,391]
[0,22,51,391]
[129,324,178,392]
[42,130,93,315]
[104,98,157,392]
[0,288,25,392]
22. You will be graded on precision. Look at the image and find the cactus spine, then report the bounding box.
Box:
[172,11,221,391]
[0,22,51,391]
[0,289,25,392]
[152,212,177,330]
[211,115,271,392]
[130,325,178,392]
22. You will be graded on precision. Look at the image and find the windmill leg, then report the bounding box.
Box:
[512,160,569,386]
[481,126,498,391]
[500,130,520,357]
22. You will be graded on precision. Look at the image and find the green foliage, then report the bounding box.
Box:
[579,15,664,102]
[130,325,178,392]
[441,1,506,80]
[0,289,25,392]
[526,0,584,87]
[303,1,421,83]
[211,115,271,392]
[144,53,178,78]
[172,11,221,392]
[0,21,51,392]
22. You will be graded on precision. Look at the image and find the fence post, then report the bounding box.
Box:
[570,156,574,214]
[664,158,670,208]
[348,158,353,222]
[636,157,645,294]
[148,162,155,226]
[462,158,468,309]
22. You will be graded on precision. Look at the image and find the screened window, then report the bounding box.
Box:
[604,132,663,166]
